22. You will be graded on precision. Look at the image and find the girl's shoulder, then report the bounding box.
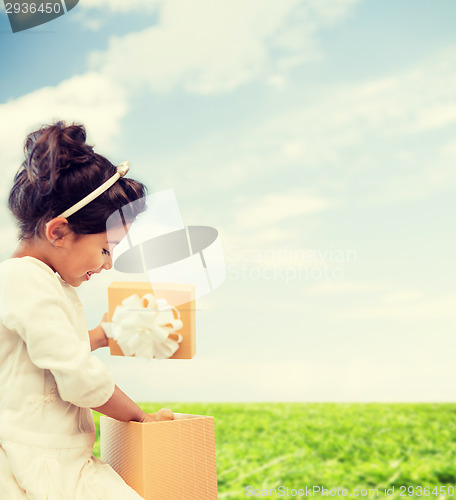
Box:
[0,257,82,320]
[0,256,60,287]
[0,255,53,272]
[0,256,79,310]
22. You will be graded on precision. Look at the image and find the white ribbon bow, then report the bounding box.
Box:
[101,293,183,360]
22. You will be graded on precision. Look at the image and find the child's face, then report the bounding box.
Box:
[57,225,126,287]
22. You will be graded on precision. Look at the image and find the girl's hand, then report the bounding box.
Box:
[139,413,158,423]
[88,312,110,351]
[139,408,174,423]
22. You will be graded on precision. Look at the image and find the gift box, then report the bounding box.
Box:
[107,281,196,359]
[100,413,218,500]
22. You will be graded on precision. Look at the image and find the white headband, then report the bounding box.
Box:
[57,161,129,219]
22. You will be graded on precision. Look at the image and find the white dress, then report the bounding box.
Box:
[0,256,144,500]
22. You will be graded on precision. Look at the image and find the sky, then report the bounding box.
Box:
[1,0,456,402]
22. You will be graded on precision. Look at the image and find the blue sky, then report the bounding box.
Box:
[1,0,456,402]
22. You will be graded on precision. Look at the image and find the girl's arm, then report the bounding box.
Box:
[88,323,108,351]
[89,316,165,423]
[89,312,109,351]
[92,385,155,422]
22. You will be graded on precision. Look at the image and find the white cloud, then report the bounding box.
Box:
[411,102,456,133]
[218,191,331,249]
[71,0,161,31]
[78,0,161,12]
[342,292,456,320]
[0,72,128,207]
[311,280,390,295]
[305,0,360,25]
[153,43,456,209]
[76,16,102,31]
[88,0,360,95]
[382,290,425,304]
[232,45,456,205]
[234,192,330,230]
[263,64,456,156]
[304,283,456,322]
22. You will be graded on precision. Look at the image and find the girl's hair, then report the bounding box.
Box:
[8,121,147,241]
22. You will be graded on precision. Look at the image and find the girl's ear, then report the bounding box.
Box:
[45,217,71,247]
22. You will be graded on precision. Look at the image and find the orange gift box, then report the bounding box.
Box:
[107,281,196,359]
[100,413,218,500]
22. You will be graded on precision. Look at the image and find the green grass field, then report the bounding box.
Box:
[92,403,456,499]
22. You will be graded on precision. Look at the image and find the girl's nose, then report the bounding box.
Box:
[102,255,113,271]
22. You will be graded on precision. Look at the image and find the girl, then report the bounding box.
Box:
[0,121,159,499]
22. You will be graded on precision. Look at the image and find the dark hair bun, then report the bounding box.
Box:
[9,120,147,241]
[24,120,95,196]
